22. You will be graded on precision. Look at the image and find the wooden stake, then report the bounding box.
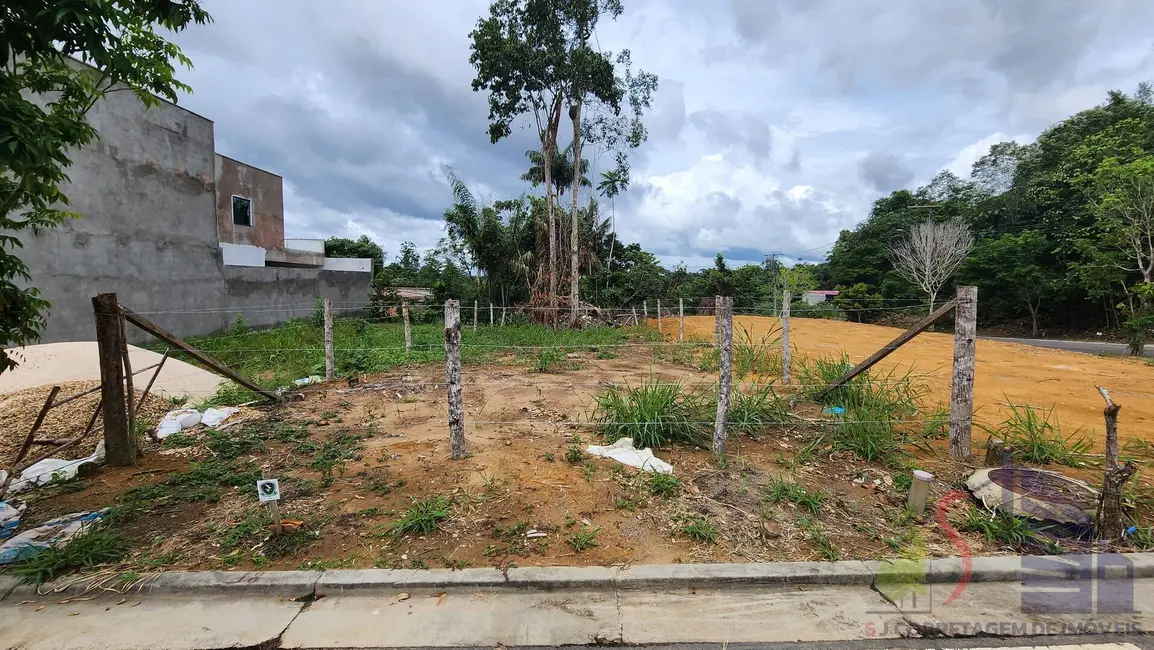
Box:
[657,299,663,333]
[120,305,280,402]
[817,298,959,401]
[984,437,1005,467]
[14,385,61,464]
[445,300,466,460]
[949,286,977,460]
[93,293,134,466]
[679,299,685,343]
[1094,386,1137,540]
[713,297,733,458]
[782,290,792,385]
[269,501,283,535]
[402,301,412,353]
[136,350,169,415]
[118,313,137,451]
[643,300,648,321]
[490,303,494,326]
[473,300,478,333]
[631,306,638,325]
[501,302,506,326]
[323,298,334,380]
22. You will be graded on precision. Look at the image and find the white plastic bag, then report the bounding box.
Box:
[0,501,24,539]
[201,407,239,428]
[155,408,202,439]
[586,438,673,474]
[7,440,106,495]
[0,509,110,564]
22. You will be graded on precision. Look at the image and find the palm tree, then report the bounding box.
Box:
[521,142,591,196]
[597,167,629,286]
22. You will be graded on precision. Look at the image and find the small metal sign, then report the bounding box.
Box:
[256,478,281,502]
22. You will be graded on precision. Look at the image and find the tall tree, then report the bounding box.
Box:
[470,0,568,324]
[597,167,628,285]
[0,0,210,373]
[890,219,974,313]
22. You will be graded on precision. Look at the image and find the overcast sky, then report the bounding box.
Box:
[170,0,1154,270]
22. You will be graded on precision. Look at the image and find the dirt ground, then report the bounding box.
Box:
[9,342,1133,578]
[678,315,1154,451]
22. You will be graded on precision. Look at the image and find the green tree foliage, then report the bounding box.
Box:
[822,84,1154,337]
[0,0,210,373]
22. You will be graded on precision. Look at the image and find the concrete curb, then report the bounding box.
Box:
[7,552,1154,599]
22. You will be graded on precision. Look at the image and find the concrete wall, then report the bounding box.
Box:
[214,154,285,253]
[14,88,370,345]
[322,257,372,273]
[285,238,325,254]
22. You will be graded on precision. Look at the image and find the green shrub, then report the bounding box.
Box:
[591,377,709,448]
[981,402,1091,467]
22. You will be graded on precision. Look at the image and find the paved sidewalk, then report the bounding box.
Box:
[1,578,1151,649]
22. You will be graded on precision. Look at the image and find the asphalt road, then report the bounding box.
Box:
[983,336,1150,357]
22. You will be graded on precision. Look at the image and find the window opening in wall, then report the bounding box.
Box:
[232,195,253,226]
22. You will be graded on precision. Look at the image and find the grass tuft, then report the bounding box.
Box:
[591,377,709,448]
[567,525,600,551]
[763,475,824,513]
[981,402,1091,467]
[679,516,719,543]
[393,496,452,536]
[10,528,129,584]
[647,473,681,497]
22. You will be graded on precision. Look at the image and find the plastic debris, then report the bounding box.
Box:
[7,441,106,495]
[0,501,24,539]
[823,406,846,415]
[293,376,323,387]
[585,438,673,474]
[201,407,240,428]
[155,409,202,439]
[0,509,111,564]
[155,407,240,439]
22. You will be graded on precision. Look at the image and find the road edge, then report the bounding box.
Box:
[5,552,1153,599]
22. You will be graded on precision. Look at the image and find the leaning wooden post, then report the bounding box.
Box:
[1094,387,1137,540]
[631,306,638,325]
[92,293,134,466]
[473,300,478,333]
[949,286,977,459]
[14,386,61,464]
[402,301,412,353]
[323,297,335,380]
[713,297,734,457]
[444,300,466,460]
[679,298,685,342]
[781,289,792,385]
[657,299,663,334]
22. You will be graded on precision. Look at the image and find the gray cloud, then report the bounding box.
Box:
[159,0,1154,269]
[859,153,914,193]
[688,109,771,162]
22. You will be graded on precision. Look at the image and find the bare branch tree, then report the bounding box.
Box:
[890,219,975,313]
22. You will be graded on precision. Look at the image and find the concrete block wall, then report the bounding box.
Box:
[13,82,370,346]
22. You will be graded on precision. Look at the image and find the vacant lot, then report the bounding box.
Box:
[680,315,1154,450]
[4,315,1153,584]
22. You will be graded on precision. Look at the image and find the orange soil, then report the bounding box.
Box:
[679,315,1154,450]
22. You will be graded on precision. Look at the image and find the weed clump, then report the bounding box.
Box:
[591,377,708,448]
[981,402,1090,467]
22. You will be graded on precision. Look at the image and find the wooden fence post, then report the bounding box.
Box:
[92,293,134,466]
[643,300,648,321]
[949,286,977,459]
[679,298,685,343]
[473,300,478,333]
[714,295,722,346]
[501,302,507,326]
[444,300,466,460]
[713,296,733,457]
[657,299,663,334]
[631,306,638,325]
[402,301,412,353]
[782,289,791,385]
[323,297,334,380]
[490,303,494,326]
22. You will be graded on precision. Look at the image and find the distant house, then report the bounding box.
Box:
[395,287,433,301]
[803,290,839,305]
